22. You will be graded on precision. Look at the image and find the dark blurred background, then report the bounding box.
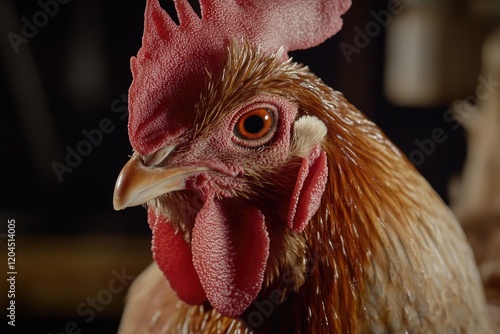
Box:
[0,0,498,332]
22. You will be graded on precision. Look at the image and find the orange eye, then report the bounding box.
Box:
[234,108,274,141]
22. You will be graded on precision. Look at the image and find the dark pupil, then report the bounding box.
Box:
[244,115,264,134]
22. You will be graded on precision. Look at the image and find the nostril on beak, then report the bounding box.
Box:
[142,145,176,167]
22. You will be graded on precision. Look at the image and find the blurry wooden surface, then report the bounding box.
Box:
[450,27,500,220]
[448,27,500,328]
[0,235,152,317]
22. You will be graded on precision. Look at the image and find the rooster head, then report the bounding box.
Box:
[113,0,351,318]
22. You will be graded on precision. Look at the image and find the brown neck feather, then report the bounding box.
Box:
[249,84,421,333]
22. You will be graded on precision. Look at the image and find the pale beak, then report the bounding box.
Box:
[113,153,208,210]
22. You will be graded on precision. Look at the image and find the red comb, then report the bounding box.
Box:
[128,0,351,154]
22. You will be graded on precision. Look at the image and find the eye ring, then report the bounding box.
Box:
[235,108,273,140]
[232,106,278,148]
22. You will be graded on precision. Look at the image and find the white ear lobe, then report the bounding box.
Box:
[291,116,327,157]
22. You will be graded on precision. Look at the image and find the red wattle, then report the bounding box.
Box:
[148,209,207,305]
[191,196,270,317]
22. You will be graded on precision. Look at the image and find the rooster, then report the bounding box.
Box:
[113,0,496,333]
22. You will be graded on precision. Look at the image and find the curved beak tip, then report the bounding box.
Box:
[112,171,128,211]
[112,152,210,213]
[112,196,125,211]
